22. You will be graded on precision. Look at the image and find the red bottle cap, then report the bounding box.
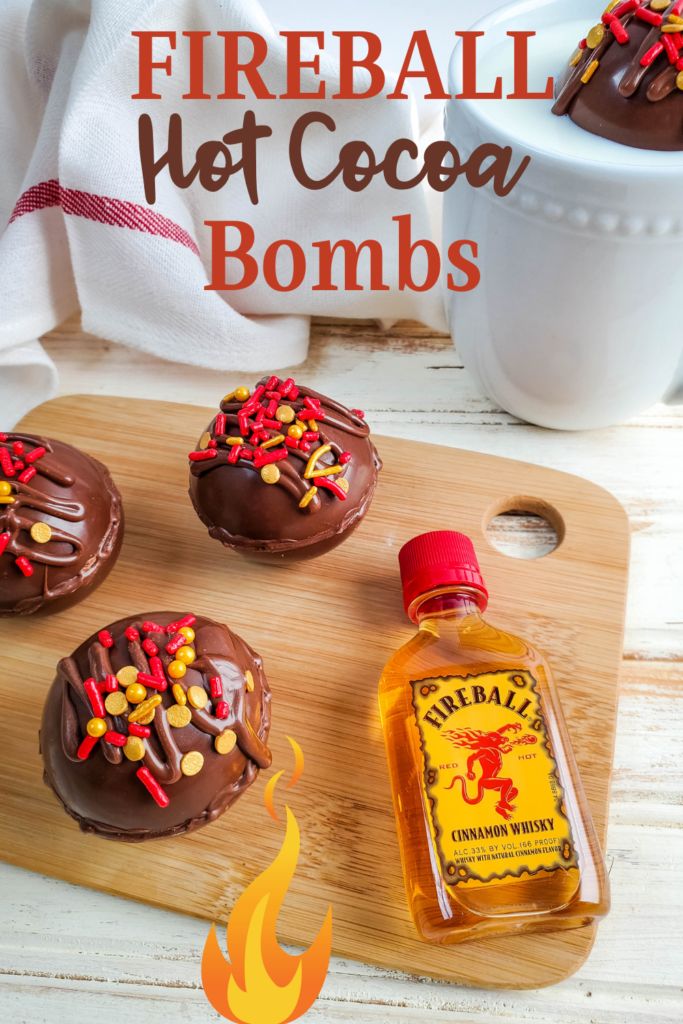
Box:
[398,531,488,621]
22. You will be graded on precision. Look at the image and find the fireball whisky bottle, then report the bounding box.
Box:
[378,531,609,943]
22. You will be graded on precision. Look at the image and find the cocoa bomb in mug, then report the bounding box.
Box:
[188,376,382,559]
[40,613,272,841]
[553,1,683,152]
[0,433,123,615]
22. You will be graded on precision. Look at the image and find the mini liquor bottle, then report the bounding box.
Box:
[378,531,609,944]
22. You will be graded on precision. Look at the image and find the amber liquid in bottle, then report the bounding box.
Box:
[379,587,609,944]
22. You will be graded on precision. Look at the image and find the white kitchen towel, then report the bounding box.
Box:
[0,0,448,427]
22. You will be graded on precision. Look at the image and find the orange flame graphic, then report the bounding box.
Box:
[202,737,333,1024]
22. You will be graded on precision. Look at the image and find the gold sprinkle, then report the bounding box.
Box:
[198,432,212,450]
[677,70,683,91]
[308,419,318,431]
[581,59,599,84]
[569,48,582,68]
[187,685,208,709]
[222,390,236,403]
[180,751,204,776]
[586,24,605,49]
[116,666,139,687]
[310,464,343,479]
[662,22,683,31]
[167,704,192,728]
[304,443,331,479]
[128,694,162,724]
[260,434,285,450]
[172,683,187,706]
[226,436,242,446]
[104,691,129,716]
[260,464,281,485]
[604,0,619,11]
[30,522,53,544]
[245,670,255,692]
[215,729,237,755]
[123,736,146,762]
[337,476,349,493]
[0,496,15,504]
[299,486,318,509]
[275,405,295,424]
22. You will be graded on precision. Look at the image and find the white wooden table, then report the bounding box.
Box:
[1,318,681,1023]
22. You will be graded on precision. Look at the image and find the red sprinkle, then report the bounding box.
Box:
[12,441,24,455]
[264,375,279,391]
[579,38,587,49]
[285,436,300,449]
[102,674,119,693]
[214,413,227,435]
[0,533,10,556]
[18,467,36,484]
[149,656,165,680]
[641,41,664,66]
[302,431,320,442]
[128,723,151,738]
[314,476,348,501]
[611,0,638,14]
[104,731,127,746]
[0,433,6,442]
[610,18,629,43]
[209,676,223,699]
[215,701,230,719]
[280,378,295,397]
[189,449,218,462]
[136,672,168,692]
[339,452,352,465]
[15,556,33,577]
[142,620,164,633]
[13,461,24,472]
[98,630,114,648]
[171,614,196,632]
[635,7,662,26]
[125,626,140,643]
[142,638,158,656]
[84,678,105,717]
[662,33,680,63]
[0,449,15,477]
[25,446,46,464]
[77,735,99,760]
[166,633,185,655]
[253,448,289,468]
[208,439,218,449]
[351,409,365,419]
[136,766,170,808]
[228,444,242,464]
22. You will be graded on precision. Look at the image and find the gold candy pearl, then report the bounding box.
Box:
[179,626,195,643]
[175,645,195,665]
[30,522,53,544]
[245,670,255,692]
[0,481,12,496]
[105,691,129,716]
[167,660,187,679]
[116,666,139,687]
[215,729,237,755]
[187,685,208,709]
[586,24,605,48]
[234,386,250,402]
[677,70,683,92]
[180,751,204,776]
[287,424,303,440]
[123,736,146,762]
[260,464,281,485]
[126,682,147,704]
[167,704,192,728]
[275,405,295,424]
[86,717,107,738]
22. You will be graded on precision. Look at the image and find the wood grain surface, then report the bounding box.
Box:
[0,393,629,990]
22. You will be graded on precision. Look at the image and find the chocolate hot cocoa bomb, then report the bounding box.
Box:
[553,1,683,151]
[0,433,123,615]
[188,376,382,559]
[40,613,272,841]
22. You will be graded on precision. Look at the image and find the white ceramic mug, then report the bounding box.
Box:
[444,0,683,429]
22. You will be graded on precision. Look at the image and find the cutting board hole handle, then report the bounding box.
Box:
[483,496,565,560]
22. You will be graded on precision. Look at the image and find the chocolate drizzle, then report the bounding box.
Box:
[0,434,123,615]
[41,613,272,841]
[553,2,683,151]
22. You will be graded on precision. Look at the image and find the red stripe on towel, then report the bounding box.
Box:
[9,179,200,256]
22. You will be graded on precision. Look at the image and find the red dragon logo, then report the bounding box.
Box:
[443,723,537,821]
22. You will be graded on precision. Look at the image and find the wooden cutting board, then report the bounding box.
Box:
[0,396,629,990]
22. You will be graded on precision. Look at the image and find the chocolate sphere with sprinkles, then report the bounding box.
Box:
[188,375,382,559]
[553,0,683,150]
[40,613,272,841]
[0,433,123,615]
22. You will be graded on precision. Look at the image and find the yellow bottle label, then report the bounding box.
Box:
[411,670,576,886]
